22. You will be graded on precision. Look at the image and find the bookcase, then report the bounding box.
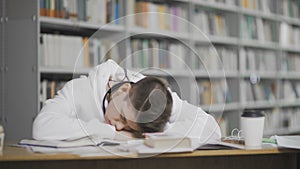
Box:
[2,0,300,140]
[0,0,3,133]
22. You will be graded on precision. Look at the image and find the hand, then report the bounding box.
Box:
[114,130,134,141]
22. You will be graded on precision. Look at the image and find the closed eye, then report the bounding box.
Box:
[120,114,127,123]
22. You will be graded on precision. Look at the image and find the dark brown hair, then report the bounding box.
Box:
[129,76,173,138]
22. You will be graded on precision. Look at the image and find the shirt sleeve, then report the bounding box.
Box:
[164,91,221,145]
[32,80,116,141]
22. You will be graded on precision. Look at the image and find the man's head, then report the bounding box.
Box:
[104,76,173,137]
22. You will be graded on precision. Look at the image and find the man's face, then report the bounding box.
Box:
[104,83,138,132]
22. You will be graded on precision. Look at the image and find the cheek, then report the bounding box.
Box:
[105,102,119,119]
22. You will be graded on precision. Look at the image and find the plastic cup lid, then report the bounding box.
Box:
[241,110,264,117]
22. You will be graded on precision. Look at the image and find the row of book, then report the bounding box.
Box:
[264,107,300,133]
[40,34,120,68]
[200,79,300,104]
[130,40,237,71]
[194,9,228,37]
[279,22,300,47]
[202,0,299,17]
[239,48,277,72]
[198,79,232,105]
[279,80,300,101]
[127,1,188,32]
[193,46,238,72]
[278,0,300,18]
[240,80,277,102]
[240,16,277,42]
[39,80,67,106]
[241,79,300,103]
[281,53,300,72]
[239,0,277,13]
[40,0,122,24]
[199,0,277,14]
[130,38,187,69]
[40,33,299,73]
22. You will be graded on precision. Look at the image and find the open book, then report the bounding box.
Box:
[134,133,245,154]
[274,135,300,149]
[19,137,122,148]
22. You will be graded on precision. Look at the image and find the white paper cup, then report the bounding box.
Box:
[241,110,265,149]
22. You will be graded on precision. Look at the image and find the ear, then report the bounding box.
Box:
[118,83,132,93]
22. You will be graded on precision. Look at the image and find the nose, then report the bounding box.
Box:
[114,121,126,131]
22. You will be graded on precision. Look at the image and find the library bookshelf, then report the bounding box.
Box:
[1,0,300,140]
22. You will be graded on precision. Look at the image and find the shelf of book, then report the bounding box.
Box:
[4,0,300,140]
[36,0,300,138]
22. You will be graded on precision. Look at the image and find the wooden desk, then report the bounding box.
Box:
[0,144,299,169]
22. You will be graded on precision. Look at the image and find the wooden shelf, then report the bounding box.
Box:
[193,35,239,45]
[192,1,238,12]
[278,15,300,26]
[239,39,278,50]
[239,8,279,21]
[242,100,277,109]
[40,17,125,35]
[130,68,189,77]
[277,99,300,108]
[279,72,300,79]
[39,66,91,74]
[129,27,189,40]
[264,126,300,136]
[201,102,241,112]
[193,70,239,78]
[280,45,300,53]
[240,71,278,79]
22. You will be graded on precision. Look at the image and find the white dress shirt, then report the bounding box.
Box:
[33,60,221,145]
